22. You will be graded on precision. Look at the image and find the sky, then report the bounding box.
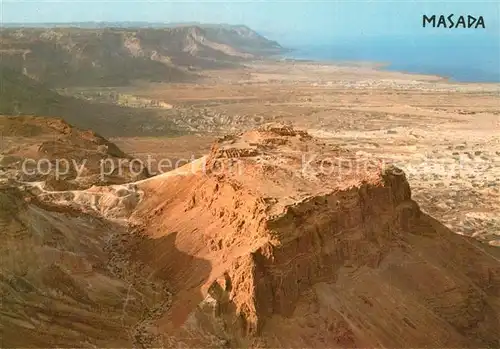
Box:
[1,0,499,44]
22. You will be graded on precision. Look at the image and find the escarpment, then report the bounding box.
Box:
[219,167,418,335]
[130,124,500,348]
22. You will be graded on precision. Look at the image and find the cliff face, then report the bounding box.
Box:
[229,173,412,333]
[129,124,500,348]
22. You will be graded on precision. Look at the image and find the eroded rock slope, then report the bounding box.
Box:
[1,116,149,190]
[1,123,499,348]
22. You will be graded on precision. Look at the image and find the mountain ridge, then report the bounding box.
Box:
[0,24,285,87]
[0,66,184,137]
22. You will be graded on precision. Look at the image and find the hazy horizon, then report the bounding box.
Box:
[2,1,499,43]
[2,1,499,82]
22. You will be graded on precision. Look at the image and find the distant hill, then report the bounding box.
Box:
[0,66,181,137]
[0,66,69,115]
[0,24,285,87]
[0,115,150,188]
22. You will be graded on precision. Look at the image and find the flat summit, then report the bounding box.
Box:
[125,125,500,347]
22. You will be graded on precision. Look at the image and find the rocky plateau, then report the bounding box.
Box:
[1,120,499,348]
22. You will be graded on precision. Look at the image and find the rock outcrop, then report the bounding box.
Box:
[1,115,149,189]
[128,124,500,348]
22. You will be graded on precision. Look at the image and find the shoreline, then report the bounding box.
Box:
[260,56,448,83]
[243,58,500,93]
[272,50,499,85]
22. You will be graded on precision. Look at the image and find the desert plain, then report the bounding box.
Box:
[104,61,500,246]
